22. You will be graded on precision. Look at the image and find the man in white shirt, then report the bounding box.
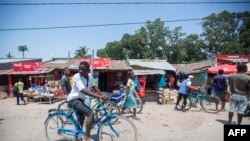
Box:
[67,61,107,141]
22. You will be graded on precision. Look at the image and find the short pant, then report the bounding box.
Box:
[229,94,248,115]
[68,99,92,117]
[215,91,226,101]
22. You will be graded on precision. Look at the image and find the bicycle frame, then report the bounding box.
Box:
[188,90,205,106]
[44,109,85,138]
[44,105,119,138]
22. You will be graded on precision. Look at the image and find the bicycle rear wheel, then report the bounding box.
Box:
[104,101,120,124]
[44,113,77,141]
[98,116,138,141]
[104,101,120,115]
[200,95,222,114]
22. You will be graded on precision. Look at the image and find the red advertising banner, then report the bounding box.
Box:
[12,62,44,72]
[217,54,249,64]
[79,58,112,68]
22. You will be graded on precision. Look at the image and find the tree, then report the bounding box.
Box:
[97,27,149,60]
[103,41,123,59]
[74,46,89,58]
[180,34,207,63]
[238,11,250,54]
[120,33,147,59]
[18,45,28,58]
[201,11,247,55]
[145,18,167,59]
[165,26,186,63]
[97,11,250,63]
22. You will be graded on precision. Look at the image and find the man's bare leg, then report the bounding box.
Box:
[85,113,94,140]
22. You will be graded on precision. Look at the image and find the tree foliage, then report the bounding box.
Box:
[74,46,89,58]
[201,10,250,55]
[18,45,28,58]
[94,11,250,64]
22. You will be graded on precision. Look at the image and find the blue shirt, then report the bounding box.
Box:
[213,74,227,91]
[178,79,191,95]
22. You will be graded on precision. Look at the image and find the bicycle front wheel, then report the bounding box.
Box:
[98,116,138,141]
[200,95,222,114]
[44,113,77,141]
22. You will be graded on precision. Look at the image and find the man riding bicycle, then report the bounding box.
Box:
[67,61,108,141]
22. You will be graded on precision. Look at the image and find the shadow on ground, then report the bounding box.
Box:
[216,119,228,125]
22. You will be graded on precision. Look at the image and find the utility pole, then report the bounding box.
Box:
[91,49,94,75]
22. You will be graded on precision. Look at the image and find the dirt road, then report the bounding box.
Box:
[0,96,249,141]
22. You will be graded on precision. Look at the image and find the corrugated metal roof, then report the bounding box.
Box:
[172,63,212,72]
[128,59,176,71]
[108,60,133,70]
[44,58,133,71]
[134,70,165,75]
[0,58,41,64]
[0,67,55,75]
[43,59,77,69]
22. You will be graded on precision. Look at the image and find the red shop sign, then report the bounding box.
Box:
[79,58,112,68]
[12,62,44,72]
[217,54,249,63]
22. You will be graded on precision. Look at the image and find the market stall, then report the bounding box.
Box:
[24,75,62,104]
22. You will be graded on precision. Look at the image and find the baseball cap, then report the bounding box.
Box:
[188,75,194,79]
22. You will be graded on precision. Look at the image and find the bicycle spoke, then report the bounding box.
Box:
[99,116,138,141]
[201,96,222,114]
[44,114,77,141]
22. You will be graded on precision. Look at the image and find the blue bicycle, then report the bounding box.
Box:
[44,98,138,141]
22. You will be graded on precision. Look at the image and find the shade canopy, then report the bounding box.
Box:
[207,64,237,74]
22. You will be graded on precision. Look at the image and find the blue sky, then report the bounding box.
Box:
[0,0,249,61]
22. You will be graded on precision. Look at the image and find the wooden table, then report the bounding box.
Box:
[26,93,55,104]
[36,93,55,104]
[26,94,38,103]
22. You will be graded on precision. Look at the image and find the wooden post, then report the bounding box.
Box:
[8,74,13,97]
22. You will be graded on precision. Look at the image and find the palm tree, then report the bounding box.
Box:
[74,46,89,58]
[18,45,29,58]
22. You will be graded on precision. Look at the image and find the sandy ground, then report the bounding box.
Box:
[0,90,249,141]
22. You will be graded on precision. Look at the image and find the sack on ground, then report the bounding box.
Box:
[12,86,18,94]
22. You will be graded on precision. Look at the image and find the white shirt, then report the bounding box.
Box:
[187,78,192,86]
[67,73,95,101]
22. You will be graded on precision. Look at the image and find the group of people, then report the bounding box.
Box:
[209,64,250,125]
[60,61,139,141]
[13,61,139,141]
[14,62,249,140]
[174,63,250,125]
